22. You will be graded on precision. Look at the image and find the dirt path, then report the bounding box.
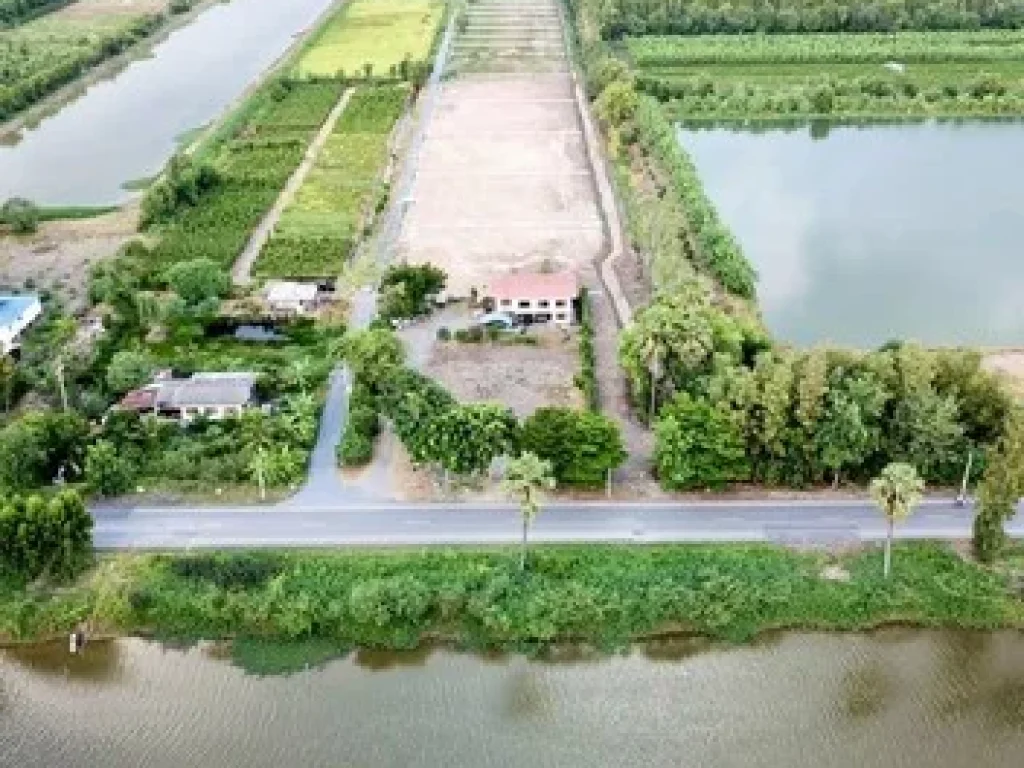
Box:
[231,88,353,286]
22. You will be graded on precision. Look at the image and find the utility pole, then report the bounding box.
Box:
[53,355,69,412]
[955,450,973,507]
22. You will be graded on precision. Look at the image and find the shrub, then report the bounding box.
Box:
[0,197,40,234]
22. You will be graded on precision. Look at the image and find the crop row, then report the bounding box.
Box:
[149,80,345,270]
[0,14,161,121]
[255,85,408,279]
[638,71,1024,117]
[627,30,1024,67]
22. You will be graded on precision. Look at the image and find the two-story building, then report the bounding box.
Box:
[0,294,42,356]
[483,271,578,326]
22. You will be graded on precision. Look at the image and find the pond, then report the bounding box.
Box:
[2,630,1023,767]
[0,0,337,207]
[677,121,1024,348]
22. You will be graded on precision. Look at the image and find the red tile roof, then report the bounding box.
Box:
[487,271,578,302]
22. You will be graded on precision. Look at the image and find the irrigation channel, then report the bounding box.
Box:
[677,120,1024,348]
[0,0,338,206]
[2,630,1023,767]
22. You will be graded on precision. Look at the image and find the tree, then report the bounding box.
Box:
[85,439,136,497]
[972,413,1024,563]
[106,349,155,395]
[814,370,885,488]
[0,197,40,234]
[247,445,273,501]
[378,263,446,321]
[0,354,16,412]
[654,393,749,491]
[423,403,519,478]
[869,462,925,578]
[165,258,229,306]
[336,328,405,388]
[0,490,92,582]
[519,407,626,488]
[502,452,555,571]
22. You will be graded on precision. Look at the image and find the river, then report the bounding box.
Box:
[0,0,338,207]
[677,121,1024,348]
[2,630,1023,767]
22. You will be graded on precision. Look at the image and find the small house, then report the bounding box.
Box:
[119,371,258,422]
[483,271,577,326]
[265,281,318,315]
[0,294,42,355]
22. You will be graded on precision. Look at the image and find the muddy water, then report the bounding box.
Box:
[0,0,336,206]
[677,121,1024,347]
[2,630,1023,767]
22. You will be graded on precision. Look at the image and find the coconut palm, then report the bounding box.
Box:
[870,462,925,578]
[502,452,555,571]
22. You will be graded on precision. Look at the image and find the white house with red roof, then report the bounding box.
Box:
[483,270,578,326]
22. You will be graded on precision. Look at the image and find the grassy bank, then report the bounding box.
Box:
[2,544,1022,663]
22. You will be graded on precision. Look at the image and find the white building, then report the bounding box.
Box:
[0,294,42,355]
[265,281,318,315]
[484,271,578,326]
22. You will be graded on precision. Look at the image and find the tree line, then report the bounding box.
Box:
[0,0,66,26]
[592,0,1024,38]
[0,490,92,583]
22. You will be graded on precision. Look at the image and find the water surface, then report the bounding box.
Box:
[678,122,1024,347]
[2,631,1023,767]
[0,0,336,206]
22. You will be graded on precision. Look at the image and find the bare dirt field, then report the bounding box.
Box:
[0,206,138,310]
[397,73,605,297]
[983,349,1024,400]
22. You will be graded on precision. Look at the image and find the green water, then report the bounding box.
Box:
[2,630,1023,766]
[677,121,1024,347]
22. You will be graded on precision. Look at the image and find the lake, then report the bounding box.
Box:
[2,630,1023,767]
[0,0,337,206]
[677,121,1024,347]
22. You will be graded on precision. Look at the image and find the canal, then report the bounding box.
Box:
[677,121,1024,348]
[2,631,1023,766]
[0,0,337,206]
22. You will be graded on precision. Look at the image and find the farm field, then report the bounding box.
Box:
[255,85,407,280]
[0,8,162,121]
[294,0,444,79]
[629,30,1024,118]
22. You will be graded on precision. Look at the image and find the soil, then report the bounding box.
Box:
[982,348,1024,400]
[0,206,139,311]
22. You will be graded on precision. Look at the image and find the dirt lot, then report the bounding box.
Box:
[397,73,605,297]
[0,206,138,310]
[983,349,1024,400]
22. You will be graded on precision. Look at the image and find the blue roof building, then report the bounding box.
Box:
[0,294,43,354]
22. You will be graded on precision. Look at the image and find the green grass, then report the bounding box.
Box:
[3,544,1022,656]
[294,0,444,79]
[36,205,120,221]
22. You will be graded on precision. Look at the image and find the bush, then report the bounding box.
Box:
[168,552,285,590]
[337,430,374,466]
[436,326,451,341]
[0,197,40,234]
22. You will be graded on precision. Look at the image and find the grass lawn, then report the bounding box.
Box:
[294,0,444,78]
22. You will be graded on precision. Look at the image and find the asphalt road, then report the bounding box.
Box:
[91,498,1024,549]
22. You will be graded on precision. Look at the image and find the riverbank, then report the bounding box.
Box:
[2,543,1022,667]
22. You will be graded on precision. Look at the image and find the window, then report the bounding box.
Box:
[500,299,512,307]
[555,299,567,307]
[518,300,530,309]
[556,313,567,321]
[537,299,550,308]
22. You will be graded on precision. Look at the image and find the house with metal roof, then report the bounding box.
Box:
[118,371,258,422]
[0,294,42,355]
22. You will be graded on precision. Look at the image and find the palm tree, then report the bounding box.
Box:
[247,445,273,501]
[502,452,555,571]
[870,462,925,578]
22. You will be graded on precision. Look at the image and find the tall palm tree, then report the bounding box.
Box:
[502,452,555,571]
[870,462,925,578]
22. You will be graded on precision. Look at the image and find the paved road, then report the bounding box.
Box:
[91,498,1024,549]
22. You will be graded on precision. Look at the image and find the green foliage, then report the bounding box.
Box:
[972,413,1024,563]
[0,490,91,583]
[576,290,599,410]
[164,258,229,306]
[169,552,286,590]
[520,407,626,488]
[378,263,446,322]
[0,410,88,492]
[338,328,405,387]
[85,439,137,497]
[140,155,221,229]
[595,0,1024,37]
[0,13,161,122]
[337,377,379,467]
[105,349,155,395]
[423,403,519,476]
[655,392,749,490]
[0,197,40,233]
[0,0,68,26]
